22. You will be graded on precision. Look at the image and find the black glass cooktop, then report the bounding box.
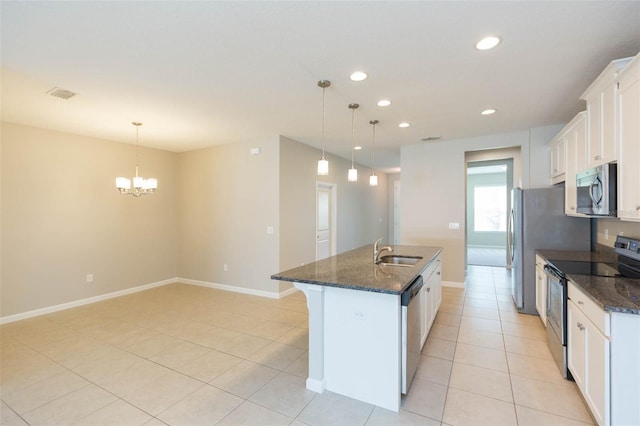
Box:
[548,260,620,278]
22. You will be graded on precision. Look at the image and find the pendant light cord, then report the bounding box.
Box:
[134,122,141,177]
[322,85,326,158]
[371,122,376,172]
[351,108,355,167]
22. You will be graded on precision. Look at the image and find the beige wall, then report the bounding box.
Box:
[177,137,280,294]
[595,218,640,248]
[1,123,179,317]
[387,173,401,244]
[1,123,390,318]
[401,126,559,285]
[278,136,389,291]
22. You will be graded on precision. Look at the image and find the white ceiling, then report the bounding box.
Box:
[2,1,639,172]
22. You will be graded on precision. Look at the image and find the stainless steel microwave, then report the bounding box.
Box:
[576,163,617,216]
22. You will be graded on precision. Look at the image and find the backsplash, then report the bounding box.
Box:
[595,218,640,248]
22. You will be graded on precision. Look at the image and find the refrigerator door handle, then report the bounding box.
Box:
[507,208,515,267]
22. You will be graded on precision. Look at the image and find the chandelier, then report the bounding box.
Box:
[115,122,157,197]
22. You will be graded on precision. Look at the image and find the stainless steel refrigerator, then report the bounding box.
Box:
[507,187,591,314]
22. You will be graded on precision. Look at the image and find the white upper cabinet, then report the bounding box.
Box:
[580,57,633,168]
[550,133,566,184]
[617,54,640,221]
[563,112,587,216]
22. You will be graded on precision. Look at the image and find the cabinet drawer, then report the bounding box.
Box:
[421,258,440,281]
[568,281,610,337]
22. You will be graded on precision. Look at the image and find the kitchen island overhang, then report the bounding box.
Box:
[271,245,443,412]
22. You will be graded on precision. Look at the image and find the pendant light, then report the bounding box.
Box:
[348,103,359,182]
[317,80,331,176]
[116,122,158,197]
[369,120,379,186]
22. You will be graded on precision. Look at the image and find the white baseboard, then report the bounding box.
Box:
[0,278,178,325]
[177,277,295,300]
[306,377,327,394]
[442,280,465,289]
[279,285,299,298]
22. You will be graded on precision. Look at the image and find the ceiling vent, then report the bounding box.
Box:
[421,136,441,142]
[46,87,77,100]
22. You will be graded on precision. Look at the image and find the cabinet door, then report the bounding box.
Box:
[535,265,547,325]
[586,86,618,167]
[600,82,618,163]
[565,131,578,215]
[433,261,442,311]
[567,300,586,391]
[576,117,588,173]
[550,136,566,180]
[618,59,640,221]
[585,321,610,426]
[568,299,611,426]
[587,96,603,167]
[420,285,429,348]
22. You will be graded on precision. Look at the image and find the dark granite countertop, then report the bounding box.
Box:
[536,250,640,315]
[272,245,442,295]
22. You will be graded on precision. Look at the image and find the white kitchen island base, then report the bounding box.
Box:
[295,282,402,412]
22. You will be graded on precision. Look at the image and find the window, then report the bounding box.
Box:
[474,185,507,232]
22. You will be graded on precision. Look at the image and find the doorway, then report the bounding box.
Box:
[316,182,337,260]
[466,159,514,267]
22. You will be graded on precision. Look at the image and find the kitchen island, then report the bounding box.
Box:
[271,244,442,412]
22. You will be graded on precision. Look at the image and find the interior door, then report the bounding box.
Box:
[316,187,330,260]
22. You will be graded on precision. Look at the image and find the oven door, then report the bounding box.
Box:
[544,265,571,378]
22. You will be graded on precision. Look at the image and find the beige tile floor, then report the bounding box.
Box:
[0,266,594,425]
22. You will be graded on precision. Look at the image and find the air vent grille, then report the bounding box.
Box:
[46,87,77,100]
[421,136,441,142]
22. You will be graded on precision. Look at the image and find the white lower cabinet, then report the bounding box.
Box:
[567,299,609,425]
[420,256,442,348]
[567,281,640,426]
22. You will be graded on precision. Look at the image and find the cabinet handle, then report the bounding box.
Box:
[577,300,584,305]
[577,322,585,331]
[436,271,441,275]
[426,287,431,293]
[594,155,601,160]
[570,206,575,210]
[636,205,640,211]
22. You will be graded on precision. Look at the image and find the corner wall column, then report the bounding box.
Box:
[294,283,326,393]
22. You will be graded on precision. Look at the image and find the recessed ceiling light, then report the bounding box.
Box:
[398,122,411,128]
[354,146,362,150]
[377,99,391,107]
[475,36,501,50]
[350,71,368,82]
[481,109,497,115]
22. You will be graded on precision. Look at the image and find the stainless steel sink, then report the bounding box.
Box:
[377,255,422,267]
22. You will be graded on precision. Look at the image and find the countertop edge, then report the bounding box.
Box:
[272,246,443,295]
[536,250,640,316]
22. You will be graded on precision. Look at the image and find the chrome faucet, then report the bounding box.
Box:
[373,237,393,263]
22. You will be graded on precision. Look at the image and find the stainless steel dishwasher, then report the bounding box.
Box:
[401,275,424,394]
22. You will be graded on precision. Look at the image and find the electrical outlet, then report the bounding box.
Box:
[86,274,94,284]
[223,264,229,272]
[448,222,460,230]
